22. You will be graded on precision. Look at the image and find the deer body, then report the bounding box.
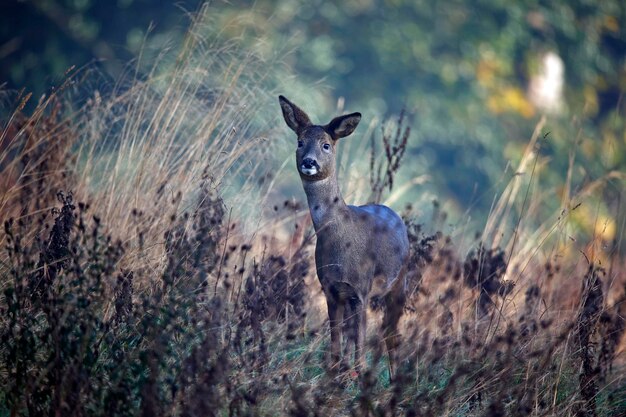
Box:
[279,96,409,376]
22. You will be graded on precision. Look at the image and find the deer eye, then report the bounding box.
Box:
[322,143,331,152]
[297,140,303,148]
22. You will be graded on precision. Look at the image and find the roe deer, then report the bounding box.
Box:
[278,96,409,378]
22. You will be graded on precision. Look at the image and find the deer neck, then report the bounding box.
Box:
[302,175,346,232]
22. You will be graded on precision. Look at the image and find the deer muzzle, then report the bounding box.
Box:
[300,158,319,176]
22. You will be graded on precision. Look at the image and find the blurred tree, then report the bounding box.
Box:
[210,0,625,229]
[0,0,203,99]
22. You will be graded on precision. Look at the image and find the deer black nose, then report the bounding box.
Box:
[302,158,317,169]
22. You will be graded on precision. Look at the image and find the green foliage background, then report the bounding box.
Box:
[1,0,625,243]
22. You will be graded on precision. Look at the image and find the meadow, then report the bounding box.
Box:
[1,5,625,417]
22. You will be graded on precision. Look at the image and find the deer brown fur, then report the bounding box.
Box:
[278,95,409,377]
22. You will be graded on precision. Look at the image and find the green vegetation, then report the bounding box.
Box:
[0,1,625,416]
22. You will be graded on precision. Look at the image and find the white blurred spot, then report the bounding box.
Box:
[529,51,564,114]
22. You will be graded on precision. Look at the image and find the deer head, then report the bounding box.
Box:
[278,95,361,182]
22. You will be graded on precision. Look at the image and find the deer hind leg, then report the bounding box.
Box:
[382,278,406,381]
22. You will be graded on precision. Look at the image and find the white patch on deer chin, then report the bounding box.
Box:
[300,166,318,176]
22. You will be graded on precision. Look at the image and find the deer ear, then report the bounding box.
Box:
[325,112,361,139]
[279,95,312,133]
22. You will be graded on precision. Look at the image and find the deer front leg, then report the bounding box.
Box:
[327,295,344,374]
[342,300,355,372]
[354,298,367,374]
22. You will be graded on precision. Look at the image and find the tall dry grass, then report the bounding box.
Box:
[1,4,280,282]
